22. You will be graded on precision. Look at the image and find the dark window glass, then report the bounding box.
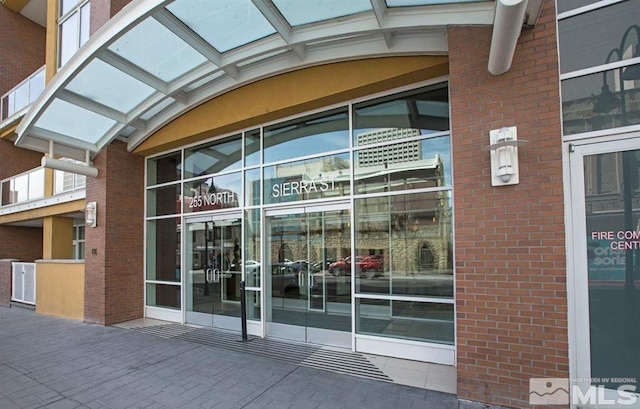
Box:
[263,108,349,164]
[184,134,242,178]
[147,184,181,217]
[353,84,449,146]
[557,0,612,15]
[356,299,454,344]
[147,152,181,185]
[146,283,181,309]
[584,149,640,390]
[562,65,640,135]
[146,217,181,283]
[558,2,640,74]
[245,129,261,167]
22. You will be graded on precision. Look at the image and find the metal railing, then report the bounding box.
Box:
[1,163,87,208]
[0,167,45,206]
[1,65,45,122]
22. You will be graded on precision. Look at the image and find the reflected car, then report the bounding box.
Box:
[328,256,383,278]
[270,262,303,297]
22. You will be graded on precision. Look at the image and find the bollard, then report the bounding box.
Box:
[240,280,248,341]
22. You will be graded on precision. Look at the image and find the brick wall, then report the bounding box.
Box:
[0,140,44,263]
[0,260,17,307]
[0,6,45,96]
[449,1,569,408]
[90,0,133,35]
[84,140,144,325]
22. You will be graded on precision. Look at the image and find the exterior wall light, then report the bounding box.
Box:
[484,126,528,186]
[86,201,97,227]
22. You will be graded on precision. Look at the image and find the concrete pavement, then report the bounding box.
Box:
[0,306,463,409]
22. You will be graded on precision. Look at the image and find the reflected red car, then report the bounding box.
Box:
[328,256,383,278]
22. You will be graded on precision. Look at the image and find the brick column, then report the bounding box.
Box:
[0,260,17,307]
[84,140,144,325]
[449,1,569,408]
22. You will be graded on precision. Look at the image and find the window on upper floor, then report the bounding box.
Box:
[58,0,91,68]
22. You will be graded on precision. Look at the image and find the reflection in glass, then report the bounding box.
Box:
[245,129,261,167]
[146,218,181,282]
[185,218,243,319]
[353,84,449,146]
[356,299,454,344]
[562,66,640,135]
[245,168,261,207]
[147,152,181,185]
[146,283,181,309]
[264,153,351,205]
[264,108,349,164]
[558,3,639,74]
[246,290,261,321]
[355,135,451,194]
[183,173,241,213]
[244,209,261,288]
[147,184,181,217]
[584,150,640,390]
[355,192,453,297]
[556,0,600,14]
[267,210,352,333]
[185,135,242,178]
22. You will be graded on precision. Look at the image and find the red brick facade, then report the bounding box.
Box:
[0,140,44,263]
[84,140,144,325]
[0,6,45,96]
[449,1,569,408]
[90,0,133,35]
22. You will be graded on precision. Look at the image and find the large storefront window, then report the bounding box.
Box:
[144,82,454,355]
[559,0,640,135]
[583,149,640,391]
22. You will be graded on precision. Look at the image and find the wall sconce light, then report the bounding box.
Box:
[484,126,528,186]
[86,201,97,228]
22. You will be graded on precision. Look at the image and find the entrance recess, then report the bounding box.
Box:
[265,203,352,348]
[185,213,242,330]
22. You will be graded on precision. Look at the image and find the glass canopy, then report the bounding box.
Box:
[16,0,496,161]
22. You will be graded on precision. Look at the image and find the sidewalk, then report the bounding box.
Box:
[0,307,461,409]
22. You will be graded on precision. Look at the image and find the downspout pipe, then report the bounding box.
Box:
[488,0,529,75]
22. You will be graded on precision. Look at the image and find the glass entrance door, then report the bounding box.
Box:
[185,214,242,330]
[570,139,640,405]
[265,204,352,348]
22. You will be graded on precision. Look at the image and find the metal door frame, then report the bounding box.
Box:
[183,210,243,329]
[263,201,352,347]
[567,134,640,407]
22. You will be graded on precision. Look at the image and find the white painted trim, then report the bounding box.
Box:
[145,306,181,322]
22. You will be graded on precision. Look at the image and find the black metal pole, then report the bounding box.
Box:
[240,280,248,341]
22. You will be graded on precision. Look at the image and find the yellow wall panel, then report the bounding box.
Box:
[135,56,448,156]
[35,261,84,321]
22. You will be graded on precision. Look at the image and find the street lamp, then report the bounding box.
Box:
[593,24,640,127]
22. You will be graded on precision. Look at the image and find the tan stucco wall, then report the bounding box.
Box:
[43,216,73,259]
[36,261,84,320]
[135,56,449,156]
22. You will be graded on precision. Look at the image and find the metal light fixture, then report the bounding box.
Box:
[484,126,528,186]
[621,43,640,81]
[86,201,97,227]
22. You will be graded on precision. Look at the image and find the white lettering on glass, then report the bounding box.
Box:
[271,177,337,198]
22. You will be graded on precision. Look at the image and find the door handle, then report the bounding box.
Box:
[213,269,220,283]
[309,274,314,288]
[298,271,304,287]
[206,268,213,282]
